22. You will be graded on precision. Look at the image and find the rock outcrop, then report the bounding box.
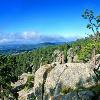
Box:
[18,89,35,100]
[11,73,34,100]
[67,48,74,63]
[33,62,97,100]
[44,63,96,98]
[90,54,100,64]
[53,50,65,64]
[11,73,32,89]
[67,48,79,63]
[50,90,95,100]
[13,53,100,100]
[34,64,53,100]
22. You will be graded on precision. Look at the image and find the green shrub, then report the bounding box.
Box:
[61,86,72,94]
[25,76,34,89]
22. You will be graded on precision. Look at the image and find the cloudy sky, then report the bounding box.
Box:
[0,0,100,44]
[0,32,70,44]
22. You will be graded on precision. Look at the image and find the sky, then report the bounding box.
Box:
[0,0,100,44]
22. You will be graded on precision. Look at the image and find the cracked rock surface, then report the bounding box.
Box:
[33,62,97,100]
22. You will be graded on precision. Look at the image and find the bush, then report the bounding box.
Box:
[61,86,72,94]
[25,76,34,90]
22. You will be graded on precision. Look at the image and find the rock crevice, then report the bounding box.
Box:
[34,64,55,100]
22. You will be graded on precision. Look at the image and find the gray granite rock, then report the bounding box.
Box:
[67,48,74,63]
[53,50,65,64]
[45,63,96,95]
[51,91,95,100]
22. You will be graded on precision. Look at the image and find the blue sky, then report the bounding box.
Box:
[0,0,100,44]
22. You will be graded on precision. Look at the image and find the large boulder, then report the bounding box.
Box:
[33,62,99,100]
[45,63,96,96]
[34,64,53,100]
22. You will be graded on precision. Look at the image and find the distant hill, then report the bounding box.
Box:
[0,42,65,54]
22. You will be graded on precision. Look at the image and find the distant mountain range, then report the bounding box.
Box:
[0,42,65,54]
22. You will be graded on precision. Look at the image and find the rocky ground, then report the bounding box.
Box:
[12,53,100,100]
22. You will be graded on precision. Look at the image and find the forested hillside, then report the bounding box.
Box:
[0,32,100,99]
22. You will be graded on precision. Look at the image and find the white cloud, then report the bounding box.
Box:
[0,31,77,44]
[20,32,40,40]
[0,39,11,44]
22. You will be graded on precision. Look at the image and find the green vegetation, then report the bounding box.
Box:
[0,44,70,99]
[0,33,99,99]
[81,9,100,63]
[25,76,34,90]
[61,86,72,94]
[0,9,100,99]
[71,35,100,62]
[60,84,100,98]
